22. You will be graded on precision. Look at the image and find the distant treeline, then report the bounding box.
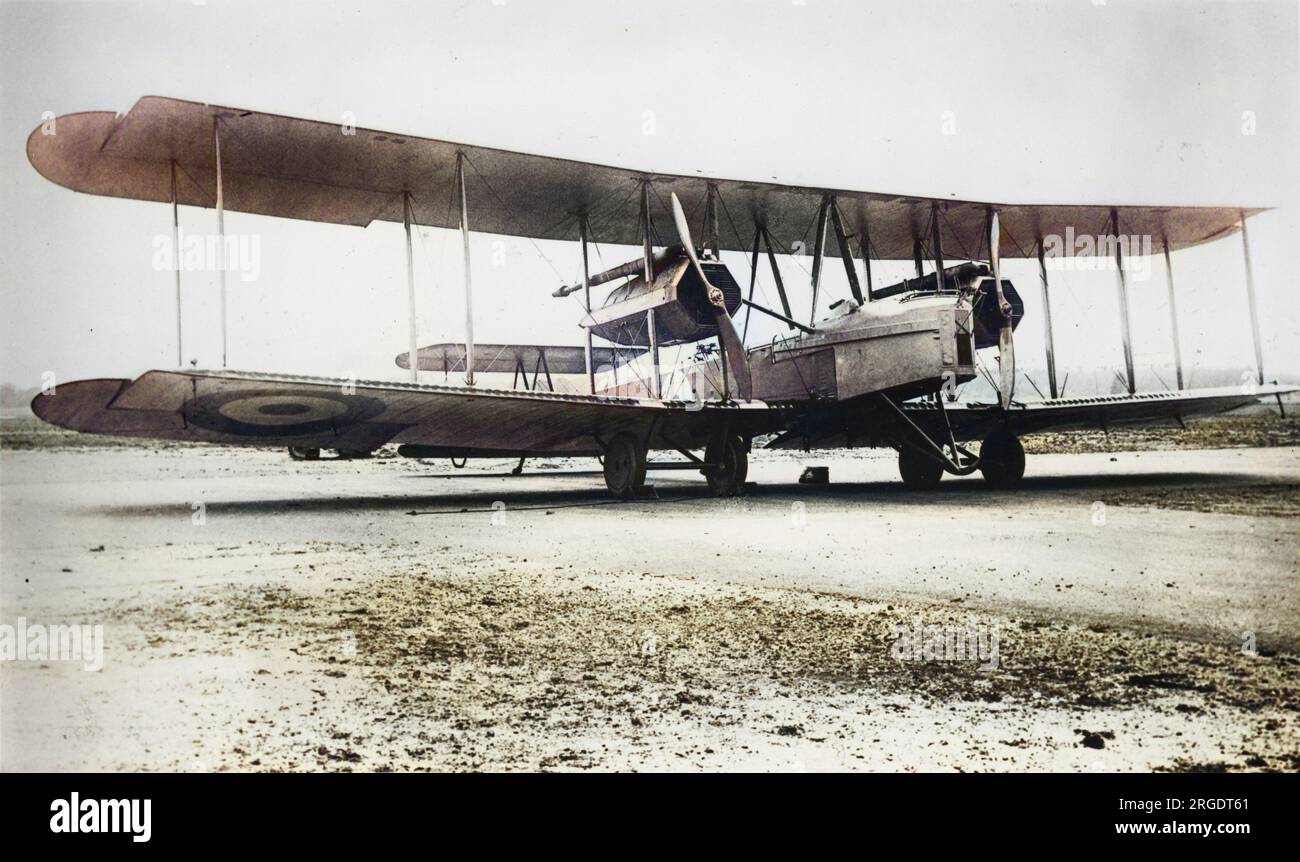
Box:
[0,384,42,408]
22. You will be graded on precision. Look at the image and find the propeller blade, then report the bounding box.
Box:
[715,308,753,401]
[988,210,1000,276]
[671,193,751,400]
[999,323,1015,410]
[671,193,710,286]
[988,209,1014,409]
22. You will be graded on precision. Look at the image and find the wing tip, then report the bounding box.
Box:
[30,378,131,432]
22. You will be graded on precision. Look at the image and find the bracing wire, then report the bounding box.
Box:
[462,153,568,285]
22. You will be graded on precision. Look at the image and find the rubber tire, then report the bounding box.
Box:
[704,434,748,497]
[603,433,647,498]
[898,447,944,489]
[979,431,1026,488]
[288,446,321,461]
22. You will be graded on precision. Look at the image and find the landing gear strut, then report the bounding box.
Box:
[978,431,1025,488]
[602,432,647,498]
[878,393,977,490]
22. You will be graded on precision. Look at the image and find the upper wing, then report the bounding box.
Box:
[31,370,784,454]
[767,386,1295,449]
[29,95,1259,260]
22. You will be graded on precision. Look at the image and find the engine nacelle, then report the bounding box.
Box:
[969,277,1024,349]
[581,251,743,347]
[870,262,1023,349]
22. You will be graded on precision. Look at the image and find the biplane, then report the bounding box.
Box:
[26,96,1293,497]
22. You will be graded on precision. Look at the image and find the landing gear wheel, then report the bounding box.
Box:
[704,434,748,497]
[602,433,647,498]
[898,447,943,489]
[978,431,1025,488]
[288,446,321,461]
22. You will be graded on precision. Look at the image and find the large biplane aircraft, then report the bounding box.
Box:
[27,97,1293,497]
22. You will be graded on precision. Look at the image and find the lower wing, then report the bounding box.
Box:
[32,370,785,455]
[766,385,1295,449]
[936,385,1294,441]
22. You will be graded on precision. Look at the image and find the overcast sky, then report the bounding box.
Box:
[1,0,1297,396]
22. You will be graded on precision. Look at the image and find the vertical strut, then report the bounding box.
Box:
[170,160,183,367]
[701,185,728,399]
[861,217,874,301]
[743,222,761,342]
[1239,211,1264,385]
[402,191,418,383]
[912,236,924,279]
[987,207,1015,409]
[641,180,660,398]
[213,116,227,368]
[456,153,475,386]
[828,198,863,304]
[930,203,946,290]
[760,224,794,325]
[1111,208,1136,395]
[580,214,594,394]
[702,183,720,259]
[809,195,829,325]
[1162,237,1184,390]
[1036,238,1059,399]
[718,317,731,403]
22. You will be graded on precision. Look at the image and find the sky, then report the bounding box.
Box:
[1,0,1297,397]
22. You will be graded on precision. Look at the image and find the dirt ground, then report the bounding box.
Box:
[1,415,1297,772]
[1021,415,1300,454]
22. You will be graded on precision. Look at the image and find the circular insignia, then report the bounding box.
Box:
[184,389,386,438]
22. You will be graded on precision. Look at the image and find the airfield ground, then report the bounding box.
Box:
[1,413,1297,772]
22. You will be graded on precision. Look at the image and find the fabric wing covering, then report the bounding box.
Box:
[29,96,1261,261]
[30,370,785,453]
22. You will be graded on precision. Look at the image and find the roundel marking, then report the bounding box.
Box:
[184,389,387,438]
